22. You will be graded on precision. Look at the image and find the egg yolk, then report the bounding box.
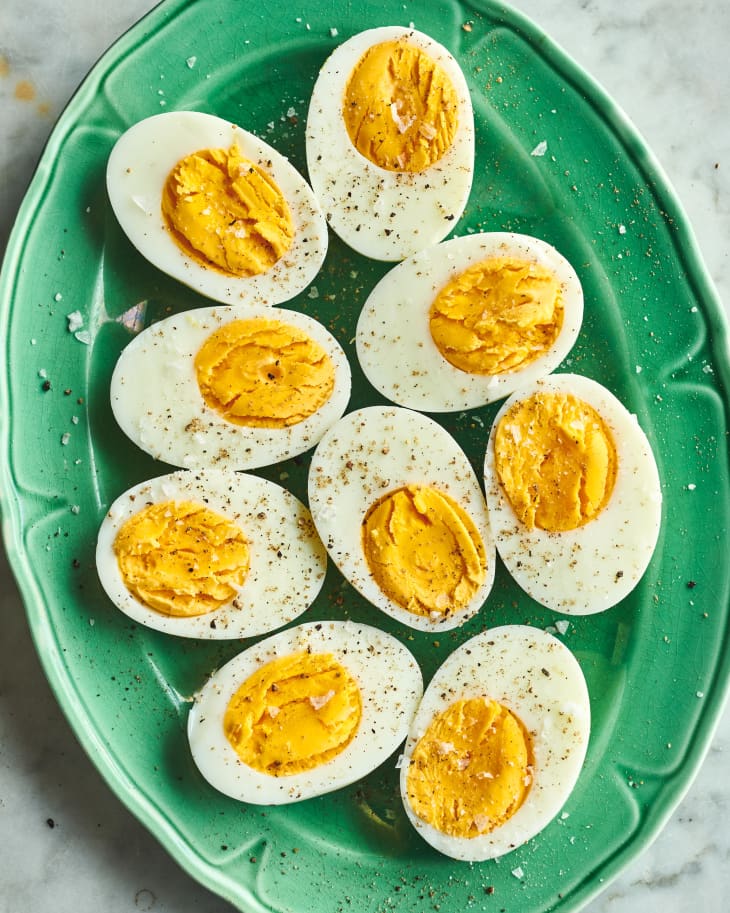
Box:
[224,651,362,776]
[405,697,533,838]
[195,317,336,428]
[361,484,486,619]
[429,257,564,375]
[342,38,459,172]
[495,391,618,532]
[161,144,295,277]
[114,500,250,617]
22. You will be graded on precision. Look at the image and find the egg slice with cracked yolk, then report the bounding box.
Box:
[96,469,327,639]
[494,390,617,532]
[306,26,474,260]
[400,625,591,861]
[223,651,362,776]
[356,232,584,412]
[428,256,564,375]
[483,373,662,615]
[342,37,459,173]
[110,304,351,471]
[361,484,486,620]
[187,621,423,804]
[405,697,533,839]
[114,499,250,618]
[106,111,328,306]
[193,316,335,429]
[161,144,295,278]
[308,405,496,632]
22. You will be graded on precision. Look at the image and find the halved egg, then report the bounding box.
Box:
[483,373,662,614]
[110,304,351,470]
[356,232,583,411]
[306,26,474,260]
[187,620,423,803]
[399,624,591,860]
[106,111,328,305]
[96,469,327,639]
[307,406,495,631]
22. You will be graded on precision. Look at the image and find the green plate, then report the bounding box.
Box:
[1,0,728,911]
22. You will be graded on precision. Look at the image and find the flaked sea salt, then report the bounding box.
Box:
[309,690,335,710]
[67,311,84,333]
[531,140,548,157]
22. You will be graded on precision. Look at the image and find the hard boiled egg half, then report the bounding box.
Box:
[483,373,662,614]
[96,469,327,639]
[356,232,583,411]
[308,406,495,631]
[399,625,590,860]
[110,304,351,470]
[306,26,474,260]
[107,111,328,305]
[188,620,423,803]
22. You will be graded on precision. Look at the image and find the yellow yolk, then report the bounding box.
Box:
[194,317,336,428]
[429,257,564,375]
[114,500,249,617]
[361,484,486,619]
[224,651,362,776]
[342,39,458,172]
[161,144,295,276]
[495,392,618,532]
[406,697,533,838]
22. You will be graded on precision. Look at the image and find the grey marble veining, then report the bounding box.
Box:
[1,1,729,911]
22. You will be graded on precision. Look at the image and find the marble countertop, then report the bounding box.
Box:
[0,1,728,911]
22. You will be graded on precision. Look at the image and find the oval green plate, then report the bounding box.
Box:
[1,1,728,911]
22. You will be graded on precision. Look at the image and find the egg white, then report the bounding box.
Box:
[96,469,327,639]
[305,26,474,261]
[356,232,584,411]
[106,111,328,305]
[110,303,351,470]
[187,620,423,804]
[307,406,496,631]
[483,373,662,614]
[399,624,591,861]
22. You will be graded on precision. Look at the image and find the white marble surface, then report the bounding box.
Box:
[0,1,728,911]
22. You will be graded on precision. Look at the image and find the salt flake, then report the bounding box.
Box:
[531,140,548,157]
[309,690,335,710]
[67,311,84,333]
